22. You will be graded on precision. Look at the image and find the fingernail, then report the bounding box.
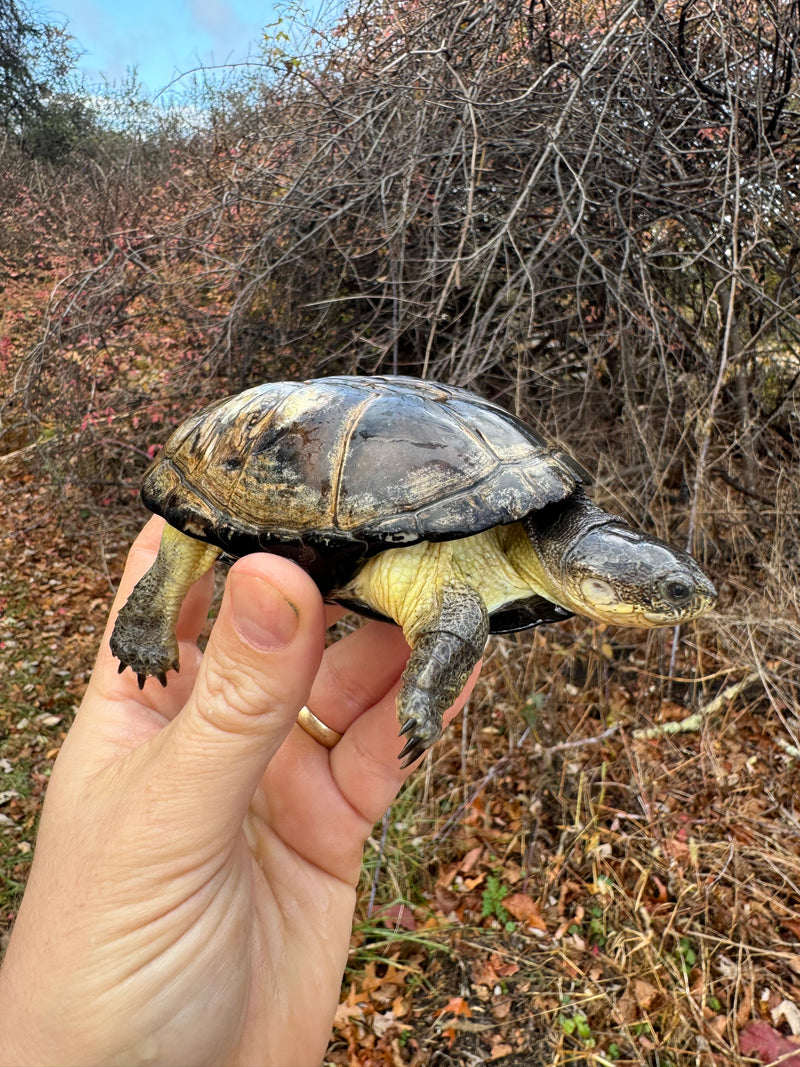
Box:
[230,570,299,650]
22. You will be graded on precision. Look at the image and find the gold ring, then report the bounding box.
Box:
[296,706,343,749]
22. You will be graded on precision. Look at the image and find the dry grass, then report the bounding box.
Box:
[333,585,800,1064]
[321,461,800,1064]
[2,3,800,1061]
[2,434,799,1064]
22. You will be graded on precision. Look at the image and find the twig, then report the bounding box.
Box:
[633,673,760,740]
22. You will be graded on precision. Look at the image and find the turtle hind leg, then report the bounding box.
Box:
[110,524,220,685]
[396,584,489,767]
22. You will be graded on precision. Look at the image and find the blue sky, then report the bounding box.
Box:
[52,0,291,98]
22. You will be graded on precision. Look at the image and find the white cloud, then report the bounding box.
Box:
[189,0,240,37]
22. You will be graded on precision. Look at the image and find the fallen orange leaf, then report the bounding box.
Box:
[436,996,471,1018]
[503,892,548,931]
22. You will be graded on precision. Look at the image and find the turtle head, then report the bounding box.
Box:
[525,494,717,627]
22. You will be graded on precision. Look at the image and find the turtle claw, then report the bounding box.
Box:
[397,703,443,766]
[117,663,173,691]
[398,707,438,765]
[398,732,427,767]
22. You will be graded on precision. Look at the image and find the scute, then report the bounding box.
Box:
[141,375,588,568]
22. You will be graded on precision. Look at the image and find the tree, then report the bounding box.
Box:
[0,0,56,128]
[12,0,800,537]
[0,0,97,161]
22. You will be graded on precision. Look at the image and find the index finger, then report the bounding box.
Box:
[329,659,480,824]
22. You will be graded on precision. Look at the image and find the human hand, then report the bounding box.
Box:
[0,517,478,1067]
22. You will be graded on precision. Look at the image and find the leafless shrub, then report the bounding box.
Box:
[6,0,800,664]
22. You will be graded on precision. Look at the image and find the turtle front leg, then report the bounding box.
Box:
[396,584,489,766]
[110,524,221,688]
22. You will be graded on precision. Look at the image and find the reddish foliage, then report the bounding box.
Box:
[740,1022,800,1066]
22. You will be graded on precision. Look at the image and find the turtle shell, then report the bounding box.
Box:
[141,375,589,594]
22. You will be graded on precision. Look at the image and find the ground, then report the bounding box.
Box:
[2,447,799,1066]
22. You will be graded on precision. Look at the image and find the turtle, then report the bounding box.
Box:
[110,375,716,764]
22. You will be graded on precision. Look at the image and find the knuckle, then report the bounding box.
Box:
[197,655,282,735]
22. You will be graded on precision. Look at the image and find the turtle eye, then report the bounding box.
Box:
[660,578,693,604]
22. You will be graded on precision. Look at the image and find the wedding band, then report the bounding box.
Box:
[297,706,343,749]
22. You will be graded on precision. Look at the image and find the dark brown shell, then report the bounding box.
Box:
[141,376,588,593]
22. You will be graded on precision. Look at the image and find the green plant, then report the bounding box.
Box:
[481,874,514,931]
[520,692,546,727]
[587,904,607,947]
[558,1009,595,1049]
[674,938,697,974]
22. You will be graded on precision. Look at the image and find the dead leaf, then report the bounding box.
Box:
[459,844,484,873]
[740,1021,800,1066]
[441,1025,457,1048]
[657,700,693,723]
[707,1014,727,1038]
[490,1043,514,1059]
[436,862,459,890]
[392,995,409,1018]
[503,892,548,931]
[333,999,365,1028]
[471,954,520,988]
[665,834,691,862]
[614,990,639,1025]
[376,903,417,931]
[371,1010,397,1037]
[491,995,512,1020]
[435,884,459,914]
[773,1000,800,1037]
[436,996,471,1019]
[736,986,754,1029]
[633,979,659,1011]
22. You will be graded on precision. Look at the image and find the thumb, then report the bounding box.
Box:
[155,553,326,837]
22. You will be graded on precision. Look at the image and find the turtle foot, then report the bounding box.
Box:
[396,625,485,767]
[110,621,180,688]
